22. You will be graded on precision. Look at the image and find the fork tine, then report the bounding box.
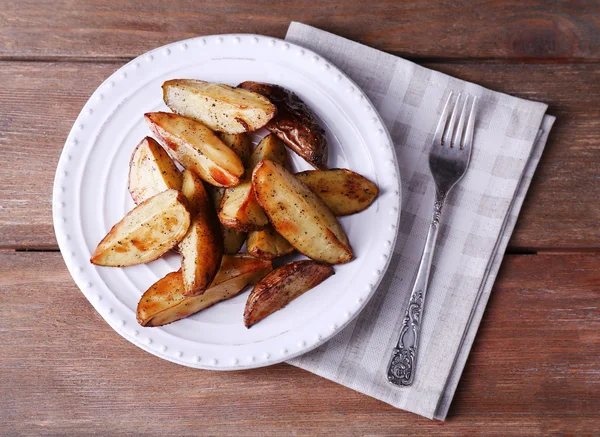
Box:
[433,92,453,146]
[443,93,462,147]
[452,95,469,148]
[462,96,477,151]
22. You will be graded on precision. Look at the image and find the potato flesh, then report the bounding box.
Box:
[295,169,379,216]
[90,189,191,267]
[145,112,244,187]
[208,185,246,254]
[163,79,276,134]
[244,260,334,327]
[252,160,353,264]
[247,227,294,260]
[179,170,223,296]
[137,255,273,327]
[181,169,205,217]
[219,134,287,231]
[128,137,182,204]
[220,133,252,166]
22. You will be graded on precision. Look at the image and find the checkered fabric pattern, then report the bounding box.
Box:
[285,22,555,420]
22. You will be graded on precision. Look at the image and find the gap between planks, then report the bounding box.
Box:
[3,55,600,65]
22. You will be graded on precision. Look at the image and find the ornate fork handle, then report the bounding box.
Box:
[387,190,446,386]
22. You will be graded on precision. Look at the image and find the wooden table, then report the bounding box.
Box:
[1,1,599,434]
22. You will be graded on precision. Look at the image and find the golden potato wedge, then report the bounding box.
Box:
[128,137,183,204]
[295,169,379,216]
[206,185,226,211]
[238,81,327,169]
[145,112,244,187]
[219,133,252,166]
[244,260,334,327]
[137,255,273,327]
[163,79,276,134]
[218,134,287,232]
[252,160,353,264]
[91,189,190,267]
[178,170,223,296]
[247,227,294,260]
[181,168,206,217]
[207,185,247,254]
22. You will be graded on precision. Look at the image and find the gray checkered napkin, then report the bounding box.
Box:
[284,22,555,420]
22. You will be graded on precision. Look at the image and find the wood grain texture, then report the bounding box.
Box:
[0,251,598,435]
[0,0,599,61]
[0,61,598,249]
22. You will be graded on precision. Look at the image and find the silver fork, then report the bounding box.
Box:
[387,92,477,387]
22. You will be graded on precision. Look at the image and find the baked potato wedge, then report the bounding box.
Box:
[220,133,252,166]
[181,168,207,217]
[179,169,223,296]
[238,81,327,169]
[163,79,276,134]
[128,137,183,204]
[219,134,287,232]
[145,112,244,187]
[247,227,294,260]
[252,160,353,264]
[295,169,379,216]
[137,255,273,327]
[244,260,334,327]
[90,189,191,267]
[209,186,246,254]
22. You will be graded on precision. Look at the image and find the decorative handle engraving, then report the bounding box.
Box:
[387,189,446,387]
[387,291,423,385]
[432,189,446,227]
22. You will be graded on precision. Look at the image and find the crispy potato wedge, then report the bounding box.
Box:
[128,137,183,204]
[219,133,252,166]
[244,260,334,327]
[179,170,223,296]
[295,169,379,216]
[247,227,294,260]
[219,134,287,232]
[252,160,353,264]
[145,112,244,187]
[137,255,273,327]
[238,81,327,169]
[209,186,247,254]
[163,79,276,134]
[181,168,207,217]
[91,189,190,267]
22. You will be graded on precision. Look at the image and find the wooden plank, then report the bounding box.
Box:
[0,251,598,434]
[0,61,598,250]
[0,1,599,61]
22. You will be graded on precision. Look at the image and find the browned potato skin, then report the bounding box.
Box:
[90,189,191,267]
[295,169,379,216]
[219,133,252,167]
[179,170,223,296]
[207,185,247,254]
[238,81,328,169]
[247,227,294,260]
[128,137,183,204]
[137,256,273,327]
[244,260,334,328]
[252,160,353,264]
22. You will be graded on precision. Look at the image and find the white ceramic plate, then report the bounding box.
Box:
[53,34,401,370]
